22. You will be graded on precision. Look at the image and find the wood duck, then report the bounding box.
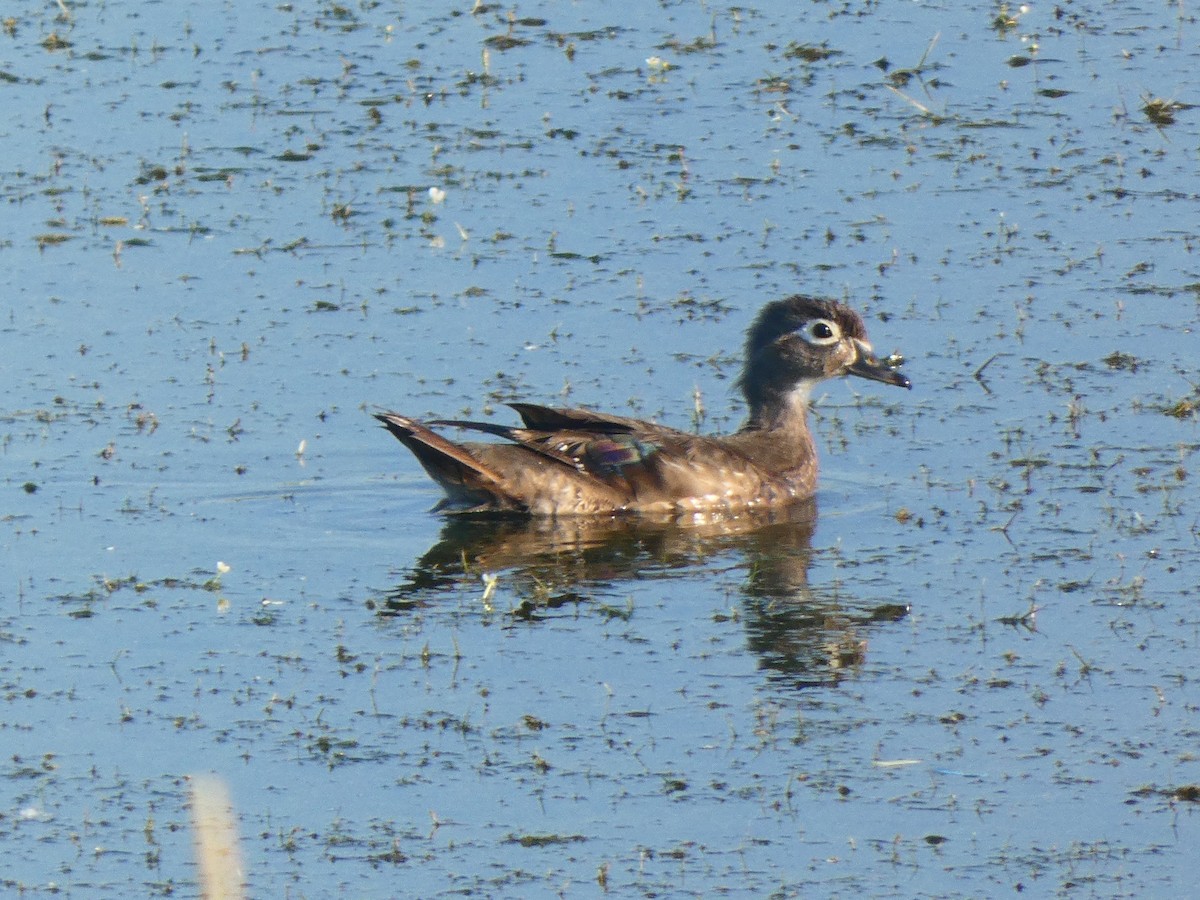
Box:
[376,294,911,515]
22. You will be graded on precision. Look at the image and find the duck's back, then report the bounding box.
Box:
[378,405,816,515]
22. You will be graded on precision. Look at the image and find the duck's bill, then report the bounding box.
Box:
[847,354,911,389]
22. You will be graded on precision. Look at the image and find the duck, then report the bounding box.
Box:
[375,294,910,515]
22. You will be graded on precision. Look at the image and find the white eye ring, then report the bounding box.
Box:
[798,318,841,347]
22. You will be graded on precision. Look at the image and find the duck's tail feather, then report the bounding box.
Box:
[374,412,527,513]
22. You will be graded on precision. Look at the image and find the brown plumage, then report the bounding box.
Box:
[376,295,911,515]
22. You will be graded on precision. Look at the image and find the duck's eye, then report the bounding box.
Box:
[799,318,840,346]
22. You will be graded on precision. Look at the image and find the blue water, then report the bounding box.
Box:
[2,1,1199,896]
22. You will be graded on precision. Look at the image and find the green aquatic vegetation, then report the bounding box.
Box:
[1162,396,1197,419]
[34,232,72,248]
[509,833,586,848]
[1141,95,1193,127]
[782,41,841,63]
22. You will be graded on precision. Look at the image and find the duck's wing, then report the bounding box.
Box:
[452,404,780,508]
[507,402,661,435]
[438,403,697,482]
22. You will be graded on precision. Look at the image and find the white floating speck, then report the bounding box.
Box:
[481,572,499,607]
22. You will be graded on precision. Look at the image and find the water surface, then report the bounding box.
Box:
[3,1,1199,896]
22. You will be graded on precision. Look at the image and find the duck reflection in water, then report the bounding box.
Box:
[374,500,909,688]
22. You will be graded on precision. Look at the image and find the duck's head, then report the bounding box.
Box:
[739,295,910,424]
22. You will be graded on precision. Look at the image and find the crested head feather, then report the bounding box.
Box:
[743,295,867,356]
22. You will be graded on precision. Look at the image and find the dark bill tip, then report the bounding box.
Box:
[847,356,912,390]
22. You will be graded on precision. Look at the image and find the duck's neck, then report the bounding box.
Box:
[731,382,819,479]
[736,383,812,459]
[743,380,815,432]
